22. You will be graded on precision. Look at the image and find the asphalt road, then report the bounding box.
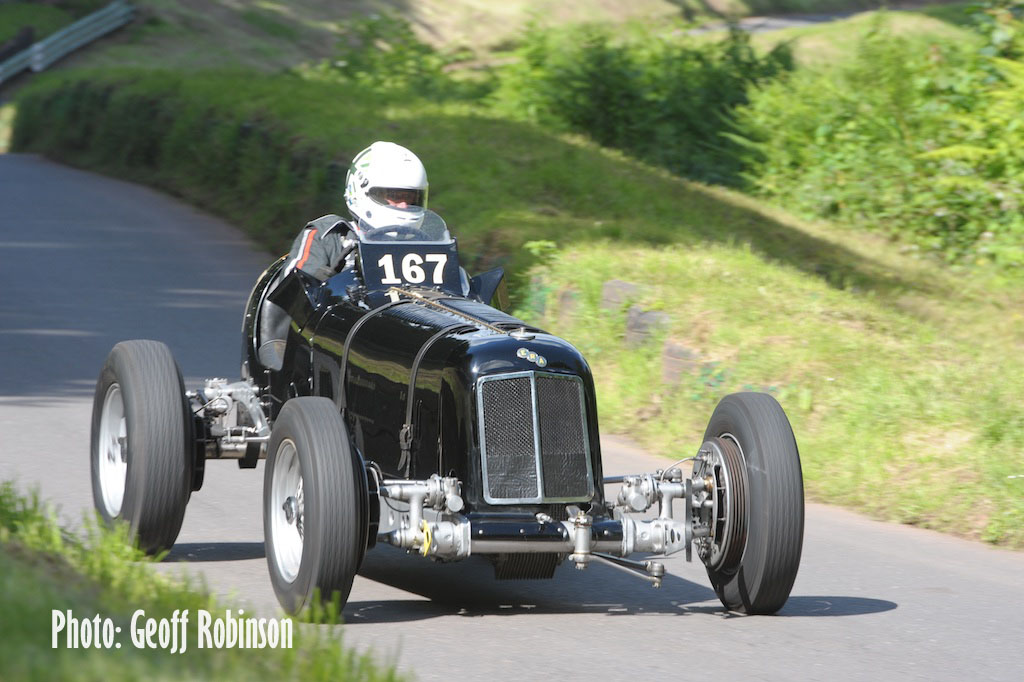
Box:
[687,11,855,35]
[1,154,1021,681]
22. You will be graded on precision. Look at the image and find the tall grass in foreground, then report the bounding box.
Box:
[0,482,401,681]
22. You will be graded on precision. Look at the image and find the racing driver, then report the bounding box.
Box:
[285,140,429,280]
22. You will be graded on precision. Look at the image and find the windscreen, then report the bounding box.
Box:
[356,209,451,244]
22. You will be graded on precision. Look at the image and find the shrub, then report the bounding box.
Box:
[304,14,489,100]
[492,25,793,186]
[971,0,1024,58]
[920,57,1024,265]
[731,13,1024,266]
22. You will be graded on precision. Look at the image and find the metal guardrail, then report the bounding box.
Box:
[0,1,134,87]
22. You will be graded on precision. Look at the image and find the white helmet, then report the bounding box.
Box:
[345,141,428,231]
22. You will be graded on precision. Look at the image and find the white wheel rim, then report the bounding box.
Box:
[270,439,304,583]
[97,383,128,517]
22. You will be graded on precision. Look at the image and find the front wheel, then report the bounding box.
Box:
[264,397,365,615]
[695,392,804,615]
[89,340,192,554]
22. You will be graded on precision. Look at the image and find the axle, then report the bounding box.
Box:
[187,378,271,459]
[376,471,713,575]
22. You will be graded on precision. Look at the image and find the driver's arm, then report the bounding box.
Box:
[285,215,353,280]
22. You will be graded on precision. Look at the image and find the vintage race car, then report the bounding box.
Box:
[90,209,804,615]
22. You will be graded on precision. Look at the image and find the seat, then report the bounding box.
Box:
[257,271,290,371]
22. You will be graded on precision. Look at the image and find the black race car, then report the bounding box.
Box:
[90,210,804,615]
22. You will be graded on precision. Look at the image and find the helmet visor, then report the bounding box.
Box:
[368,186,428,209]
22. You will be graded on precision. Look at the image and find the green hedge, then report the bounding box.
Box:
[12,72,348,253]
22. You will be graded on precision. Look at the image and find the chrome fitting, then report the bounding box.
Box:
[379,475,470,557]
[616,474,658,512]
[569,512,593,569]
[611,463,701,561]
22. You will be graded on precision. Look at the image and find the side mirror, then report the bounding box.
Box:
[470,268,509,311]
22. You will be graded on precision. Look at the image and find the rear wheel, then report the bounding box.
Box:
[90,340,192,554]
[264,397,365,615]
[695,392,804,615]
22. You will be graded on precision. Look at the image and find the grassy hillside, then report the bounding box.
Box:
[12,66,1024,546]
[522,241,1024,547]
[8,1,1023,547]
[11,67,934,283]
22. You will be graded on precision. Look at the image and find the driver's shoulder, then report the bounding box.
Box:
[305,214,351,238]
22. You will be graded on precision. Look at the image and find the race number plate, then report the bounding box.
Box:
[358,241,461,297]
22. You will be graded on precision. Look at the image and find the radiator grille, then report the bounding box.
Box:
[480,376,539,499]
[478,371,593,504]
[536,375,591,499]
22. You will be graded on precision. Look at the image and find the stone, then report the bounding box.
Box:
[556,288,579,327]
[625,306,670,347]
[661,339,702,384]
[600,279,639,311]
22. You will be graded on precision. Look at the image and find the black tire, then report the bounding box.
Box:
[699,392,804,615]
[264,397,365,615]
[90,340,192,555]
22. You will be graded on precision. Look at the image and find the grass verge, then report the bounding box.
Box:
[0,102,15,153]
[0,482,401,681]
[518,241,1024,547]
